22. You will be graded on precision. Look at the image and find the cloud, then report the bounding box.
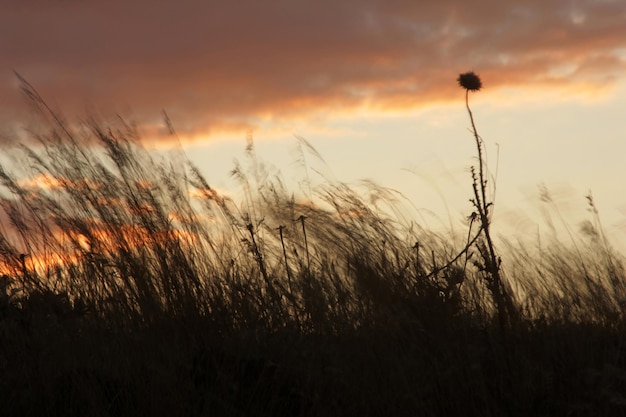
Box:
[2,0,626,140]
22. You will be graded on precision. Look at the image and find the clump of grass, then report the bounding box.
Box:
[503,187,626,325]
[0,75,625,416]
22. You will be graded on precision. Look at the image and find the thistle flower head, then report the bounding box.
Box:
[457,72,482,92]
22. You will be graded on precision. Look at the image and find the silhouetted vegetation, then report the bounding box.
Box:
[1,77,625,416]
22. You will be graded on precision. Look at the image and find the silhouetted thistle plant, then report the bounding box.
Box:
[457,72,483,92]
[458,71,515,329]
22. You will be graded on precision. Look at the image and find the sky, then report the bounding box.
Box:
[1,0,625,252]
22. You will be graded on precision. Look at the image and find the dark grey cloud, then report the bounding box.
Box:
[2,0,625,140]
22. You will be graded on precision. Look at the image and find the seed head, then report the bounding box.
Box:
[457,72,482,92]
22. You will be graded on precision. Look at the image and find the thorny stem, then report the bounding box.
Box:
[466,91,489,227]
[465,90,513,330]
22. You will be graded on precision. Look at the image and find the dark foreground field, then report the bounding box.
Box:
[4,300,626,417]
[1,85,625,416]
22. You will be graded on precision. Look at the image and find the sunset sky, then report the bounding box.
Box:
[1,0,625,251]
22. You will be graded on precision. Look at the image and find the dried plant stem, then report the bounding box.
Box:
[465,90,514,330]
[298,215,310,272]
[277,225,293,292]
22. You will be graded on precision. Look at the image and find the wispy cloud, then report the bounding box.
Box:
[2,0,626,139]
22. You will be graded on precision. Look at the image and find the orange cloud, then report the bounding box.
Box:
[1,0,626,141]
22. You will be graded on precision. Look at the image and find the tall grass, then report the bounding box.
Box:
[1,76,625,416]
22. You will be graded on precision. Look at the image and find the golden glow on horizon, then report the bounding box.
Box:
[135,78,626,149]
